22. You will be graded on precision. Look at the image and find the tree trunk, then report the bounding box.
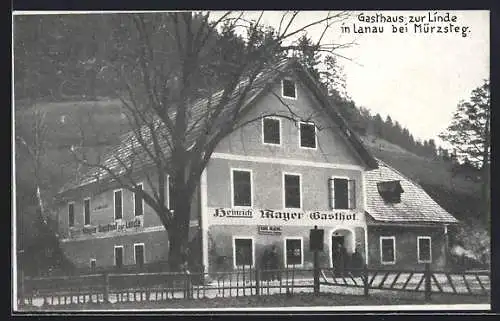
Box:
[481,116,490,228]
[481,164,490,227]
[167,192,191,271]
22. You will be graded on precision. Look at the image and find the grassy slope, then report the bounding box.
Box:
[360,135,482,221]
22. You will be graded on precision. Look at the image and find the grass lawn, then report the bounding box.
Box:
[19,292,490,311]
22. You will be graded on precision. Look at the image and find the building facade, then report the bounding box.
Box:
[54,59,458,274]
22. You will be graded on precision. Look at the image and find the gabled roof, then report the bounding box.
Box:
[365,159,459,224]
[59,58,378,194]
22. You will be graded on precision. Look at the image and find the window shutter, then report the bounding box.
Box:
[328,178,335,209]
[348,180,356,209]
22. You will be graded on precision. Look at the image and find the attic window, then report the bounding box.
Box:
[377,180,404,203]
[282,79,296,99]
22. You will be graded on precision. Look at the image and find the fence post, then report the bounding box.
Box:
[255,268,260,296]
[185,270,192,299]
[424,263,432,302]
[18,270,25,308]
[103,272,109,303]
[363,264,369,297]
[313,250,320,296]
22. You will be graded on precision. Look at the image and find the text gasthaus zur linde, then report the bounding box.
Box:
[213,208,357,222]
[341,12,471,37]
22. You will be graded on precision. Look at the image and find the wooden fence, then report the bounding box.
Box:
[320,264,490,300]
[18,264,490,307]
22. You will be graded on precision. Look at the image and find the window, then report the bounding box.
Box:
[377,180,404,203]
[134,183,144,216]
[282,79,296,99]
[417,236,432,263]
[328,178,356,209]
[114,189,123,220]
[83,198,91,226]
[232,169,252,207]
[285,238,303,266]
[134,243,145,267]
[114,246,124,268]
[233,238,254,268]
[284,174,301,209]
[380,236,396,264]
[299,122,316,149]
[262,117,281,145]
[90,259,96,272]
[68,203,75,227]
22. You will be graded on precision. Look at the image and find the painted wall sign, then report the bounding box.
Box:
[208,207,364,226]
[213,208,253,218]
[69,218,143,239]
[258,225,282,235]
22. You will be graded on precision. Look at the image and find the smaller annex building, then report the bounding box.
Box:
[364,160,458,270]
[53,58,458,274]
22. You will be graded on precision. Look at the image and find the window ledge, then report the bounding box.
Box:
[284,264,304,269]
[299,145,317,150]
[263,142,282,147]
[234,265,255,270]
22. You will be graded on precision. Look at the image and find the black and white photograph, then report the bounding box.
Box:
[12,10,490,312]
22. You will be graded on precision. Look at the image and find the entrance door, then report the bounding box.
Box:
[331,236,345,270]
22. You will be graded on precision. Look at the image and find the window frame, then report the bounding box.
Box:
[329,176,356,210]
[68,202,75,227]
[417,236,432,263]
[133,182,145,217]
[230,168,253,208]
[113,188,123,222]
[83,197,91,226]
[261,116,282,146]
[283,172,302,210]
[114,245,124,268]
[281,78,297,100]
[284,237,304,267]
[134,242,146,266]
[380,236,396,265]
[232,236,255,269]
[298,121,317,150]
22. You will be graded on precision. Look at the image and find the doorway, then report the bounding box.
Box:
[331,235,346,272]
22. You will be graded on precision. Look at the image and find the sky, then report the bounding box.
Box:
[212,10,490,148]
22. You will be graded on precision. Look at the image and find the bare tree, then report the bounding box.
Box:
[70,11,351,270]
[16,109,50,221]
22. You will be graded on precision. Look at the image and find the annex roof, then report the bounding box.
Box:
[365,159,459,224]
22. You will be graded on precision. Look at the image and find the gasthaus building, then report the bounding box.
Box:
[54,59,458,274]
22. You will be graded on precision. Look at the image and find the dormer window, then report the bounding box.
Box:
[377,180,404,203]
[282,79,296,99]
